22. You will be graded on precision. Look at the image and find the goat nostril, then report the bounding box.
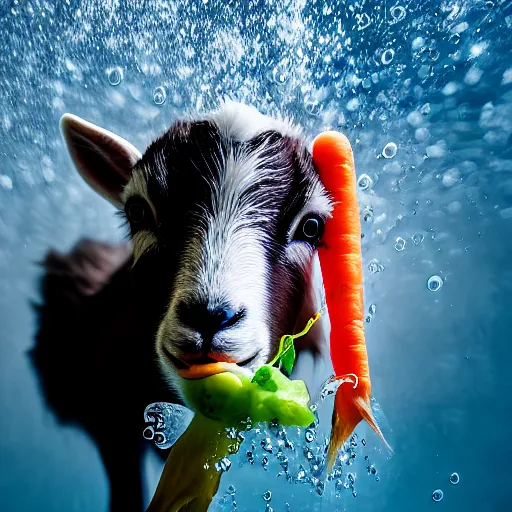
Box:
[176,301,244,336]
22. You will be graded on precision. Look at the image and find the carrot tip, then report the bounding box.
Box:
[326,390,392,472]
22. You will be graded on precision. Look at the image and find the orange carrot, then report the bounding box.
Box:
[312,131,391,471]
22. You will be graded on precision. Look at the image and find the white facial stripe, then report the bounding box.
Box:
[207,99,302,142]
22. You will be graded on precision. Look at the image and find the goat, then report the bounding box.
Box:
[30,101,332,511]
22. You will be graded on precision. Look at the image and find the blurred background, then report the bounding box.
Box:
[1,0,512,511]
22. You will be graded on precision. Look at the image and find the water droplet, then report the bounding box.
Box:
[390,5,406,22]
[106,66,123,86]
[316,481,325,496]
[142,426,154,440]
[261,438,273,453]
[305,429,316,443]
[413,233,424,245]
[432,489,444,502]
[357,173,373,191]
[227,485,236,495]
[355,13,371,30]
[304,95,322,116]
[381,49,395,65]
[394,237,406,251]
[368,259,385,274]
[363,206,374,222]
[262,490,272,502]
[382,142,398,159]
[215,457,232,472]
[153,86,167,105]
[271,60,290,85]
[449,472,460,485]
[427,275,443,292]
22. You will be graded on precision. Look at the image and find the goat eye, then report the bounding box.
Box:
[125,197,152,226]
[294,214,324,245]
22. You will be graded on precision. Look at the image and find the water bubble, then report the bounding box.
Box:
[305,429,316,443]
[368,304,376,315]
[449,472,460,485]
[394,237,406,251]
[153,86,167,105]
[432,489,444,502]
[215,457,232,472]
[363,206,374,222]
[271,60,290,85]
[361,439,366,446]
[390,5,406,22]
[261,438,273,453]
[315,481,325,496]
[142,426,154,440]
[262,490,272,502]
[261,456,269,470]
[362,77,372,89]
[357,173,373,191]
[382,142,398,159]
[427,275,443,292]
[381,49,395,65]
[296,465,307,482]
[420,103,431,115]
[227,485,236,495]
[335,479,344,497]
[352,491,357,498]
[106,66,123,86]
[368,259,385,274]
[304,95,322,116]
[348,473,355,485]
[412,233,424,245]
[355,13,371,30]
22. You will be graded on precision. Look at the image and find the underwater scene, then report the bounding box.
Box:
[1,0,512,511]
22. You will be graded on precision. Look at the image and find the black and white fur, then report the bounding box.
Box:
[32,101,332,510]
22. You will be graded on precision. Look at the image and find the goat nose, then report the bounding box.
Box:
[177,302,243,338]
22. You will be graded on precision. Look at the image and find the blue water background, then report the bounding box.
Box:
[1,0,512,510]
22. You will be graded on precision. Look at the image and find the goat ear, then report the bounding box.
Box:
[60,114,142,208]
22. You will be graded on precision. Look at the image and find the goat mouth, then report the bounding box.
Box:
[162,347,260,371]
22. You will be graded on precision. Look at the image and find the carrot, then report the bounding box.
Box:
[312,131,391,471]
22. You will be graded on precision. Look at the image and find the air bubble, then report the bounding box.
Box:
[382,142,398,159]
[449,472,460,485]
[262,490,272,502]
[355,13,371,30]
[106,66,123,86]
[363,206,374,222]
[427,275,443,292]
[215,457,232,472]
[271,60,290,85]
[357,174,373,191]
[413,233,424,245]
[305,429,316,443]
[227,485,236,495]
[153,86,167,105]
[368,259,385,274]
[381,49,395,65]
[394,237,406,251]
[432,489,444,502]
[304,95,322,116]
[390,5,406,22]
